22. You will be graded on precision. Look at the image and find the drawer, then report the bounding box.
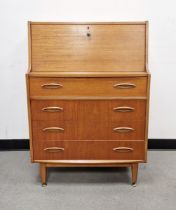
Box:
[109,100,146,122]
[33,140,145,160]
[29,77,147,97]
[31,99,146,122]
[32,121,78,141]
[32,120,145,141]
[31,100,77,121]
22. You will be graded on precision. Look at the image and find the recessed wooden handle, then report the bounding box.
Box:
[42,107,63,112]
[113,127,135,133]
[113,106,135,112]
[44,147,64,152]
[113,83,136,89]
[41,83,63,89]
[42,127,64,132]
[113,147,134,152]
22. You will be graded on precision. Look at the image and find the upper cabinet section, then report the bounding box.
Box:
[29,22,148,73]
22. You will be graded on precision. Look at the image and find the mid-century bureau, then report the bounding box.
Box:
[26,22,151,186]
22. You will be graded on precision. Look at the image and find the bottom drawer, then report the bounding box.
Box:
[33,141,145,161]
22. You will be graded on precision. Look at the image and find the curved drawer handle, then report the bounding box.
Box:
[44,147,64,152]
[113,147,134,152]
[41,83,63,89]
[113,127,135,133]
[42,107,63,112]
[42,127,64,132]
[113,106,135,112]
[113,83,136,89]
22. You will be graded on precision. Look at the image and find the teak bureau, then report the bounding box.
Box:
[26,22,151,186]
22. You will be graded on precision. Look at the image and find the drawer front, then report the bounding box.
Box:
[31,100,77,121]
[29,77,147,97]
[33,140,145,160]
[32,120,144,141]
[32,121,78,141]
[31,99,146,122]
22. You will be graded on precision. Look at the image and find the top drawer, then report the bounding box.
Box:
[29,77,147,97]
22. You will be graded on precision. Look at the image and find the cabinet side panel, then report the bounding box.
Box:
[26,74,34,161]
[144,74,151,161]
[27,22,32,73]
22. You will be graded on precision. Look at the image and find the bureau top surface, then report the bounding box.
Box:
[28,22,148,74]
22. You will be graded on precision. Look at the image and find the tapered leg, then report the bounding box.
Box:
[131,163,138,186]
[40,163,47,186]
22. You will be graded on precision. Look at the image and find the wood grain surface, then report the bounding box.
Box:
[30,23,146,72]
[33,140,145,160]
[29,77,147,97]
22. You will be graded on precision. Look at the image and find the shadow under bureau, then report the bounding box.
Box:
[26,22,151,186]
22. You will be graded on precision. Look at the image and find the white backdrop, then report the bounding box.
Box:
[0,0,176,139]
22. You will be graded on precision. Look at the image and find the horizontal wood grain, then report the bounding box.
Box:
[30,96,147,100]
[43,160,143,165]
[33,140,145,160]
[30,21,147,25]
[29,77,147,97]
[28,71,148,78]
[31,23,146,72]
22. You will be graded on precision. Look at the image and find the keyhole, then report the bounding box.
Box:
[87,26,91,37]
[87,32,91,37]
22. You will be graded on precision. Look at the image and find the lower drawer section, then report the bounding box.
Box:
[33,140,145,161]
[32,120,145,141]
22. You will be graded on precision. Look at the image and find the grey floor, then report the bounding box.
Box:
[0,151,176,210]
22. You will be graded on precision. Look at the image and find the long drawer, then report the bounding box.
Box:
[29,77,147,97]
[32,120,145,141]
[31,99,146,122]
[33,140,145,160]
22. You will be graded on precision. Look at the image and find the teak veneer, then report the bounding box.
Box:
[26,21,150,186]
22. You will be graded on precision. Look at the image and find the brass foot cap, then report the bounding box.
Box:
[132,183,137,187]
[42,183,47,187]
